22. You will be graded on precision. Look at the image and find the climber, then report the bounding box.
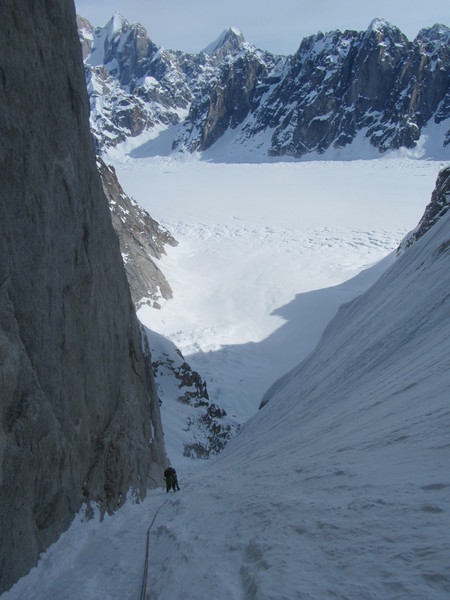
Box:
[164,466,180,492]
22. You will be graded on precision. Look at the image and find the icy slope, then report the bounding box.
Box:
[144,178,450,598]
[3,163,448,599]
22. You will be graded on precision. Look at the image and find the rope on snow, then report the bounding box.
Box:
[139,498,169,600]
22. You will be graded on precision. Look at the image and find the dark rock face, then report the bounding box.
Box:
[79,16,449,158]
[0,1,166,592]
[252,20,450,157]
[81,13,194,151]
[98,159,177,307]
[399,166,450,252]
[174,45,281,152]
[147,331,238,459]
[76,15,94,60]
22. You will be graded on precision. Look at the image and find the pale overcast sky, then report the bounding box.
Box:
[74,0,449,55]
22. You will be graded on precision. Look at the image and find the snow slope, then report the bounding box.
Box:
[116,158,441,427]
[145,169,450,599]
[2,159,449,599]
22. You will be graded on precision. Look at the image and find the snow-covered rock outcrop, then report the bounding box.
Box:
[250,20,450,158]
[399,165,450,252]
[144,330,238,460]
[78,13,193,151]
[78,15,450,159]
[98,159,177,307]
[0,1,166,593]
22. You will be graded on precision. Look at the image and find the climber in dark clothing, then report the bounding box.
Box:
[164,466,180,492]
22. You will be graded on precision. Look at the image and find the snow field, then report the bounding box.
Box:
[117,157,442,425]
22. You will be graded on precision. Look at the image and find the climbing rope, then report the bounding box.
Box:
[139,497,169,600]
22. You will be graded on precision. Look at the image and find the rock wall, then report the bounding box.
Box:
[145,329,238,459]
[399,166,450,252]
[98,159,177,308]
[0,0,166,592]
[79,16,450,158]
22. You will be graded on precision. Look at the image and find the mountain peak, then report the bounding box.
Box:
[202,27,245,55]
[105,12,127,36]
[364,17,405,44]
[367,17,392,34]
[416,23,450,43]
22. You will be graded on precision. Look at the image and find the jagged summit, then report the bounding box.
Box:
[202,27,246,55]
[362,17,406,45]
[367,17,394,34]
[105,11,127,35]
[416,22,450,43]
[78,14,450,160]
[102,12,152,45]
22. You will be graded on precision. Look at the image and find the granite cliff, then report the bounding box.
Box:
[98,159,177,308]
[0,0,166,592]
[399,165,450,252]
[78,15,449,159]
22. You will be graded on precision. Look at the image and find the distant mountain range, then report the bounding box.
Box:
[77,14,450,160]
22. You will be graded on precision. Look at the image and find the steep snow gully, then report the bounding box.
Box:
[4,164,449,599]
[145,200,450,599]
[2,2,450,598]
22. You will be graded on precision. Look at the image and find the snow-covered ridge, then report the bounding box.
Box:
[78,14,450,160]
[202,27,245,55]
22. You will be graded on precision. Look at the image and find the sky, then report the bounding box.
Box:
[74,0,449,55]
